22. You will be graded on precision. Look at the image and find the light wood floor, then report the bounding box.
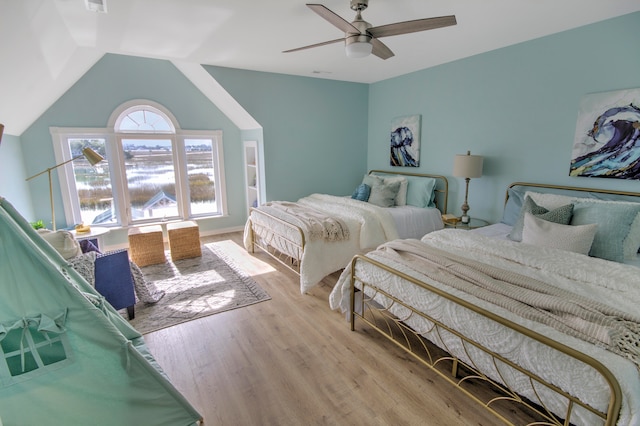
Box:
[144,232,509,426]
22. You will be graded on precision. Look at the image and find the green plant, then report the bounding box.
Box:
[31,219,45,230]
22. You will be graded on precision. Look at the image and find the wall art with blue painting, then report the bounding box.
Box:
[570,88,640,179]
[390,114,420,167]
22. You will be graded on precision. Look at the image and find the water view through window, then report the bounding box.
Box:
[69,138,115,225]
[56,102,225,228]
[123,138,179,221]
[69,137,217,225]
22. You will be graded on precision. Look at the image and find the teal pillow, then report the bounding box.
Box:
[508,196,574,242]
[502,187,526,226]
[405,176,437,208]
[571,202,640,262]
[351,183,371,202]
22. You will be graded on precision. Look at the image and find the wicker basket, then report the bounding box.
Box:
[128,225,166,267]
[167,221,201,261]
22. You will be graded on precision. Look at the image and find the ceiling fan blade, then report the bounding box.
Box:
[371,38,394,60]
[307,4,360,34]
[283,38,345,54]
[369,15,457,38]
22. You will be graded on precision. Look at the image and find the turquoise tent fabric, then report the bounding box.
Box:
[0,197,202,426]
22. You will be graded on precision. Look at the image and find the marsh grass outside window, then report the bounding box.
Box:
[51,101,226,228]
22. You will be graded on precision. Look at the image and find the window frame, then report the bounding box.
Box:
[50,101,227,228]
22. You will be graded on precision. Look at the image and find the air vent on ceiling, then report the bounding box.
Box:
[85,0,107,13]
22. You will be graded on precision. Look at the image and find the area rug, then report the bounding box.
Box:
[129,243,271,334]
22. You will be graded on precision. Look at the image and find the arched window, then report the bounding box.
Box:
[51,101,226,228]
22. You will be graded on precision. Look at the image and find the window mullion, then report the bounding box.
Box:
[174,134,189,219]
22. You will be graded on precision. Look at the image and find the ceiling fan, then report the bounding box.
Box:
[283,0,457,60]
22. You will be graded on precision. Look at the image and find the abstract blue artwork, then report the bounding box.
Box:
[390,115,420,167]
[570,88,640,179]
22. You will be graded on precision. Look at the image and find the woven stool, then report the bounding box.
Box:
[167,221,201,261]
[128,225,165,267]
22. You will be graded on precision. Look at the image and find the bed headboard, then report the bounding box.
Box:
[504,182,640,222]
[502,182,640,263]
[369,170,449,214]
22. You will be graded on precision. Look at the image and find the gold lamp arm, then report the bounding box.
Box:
[25,148,104,231]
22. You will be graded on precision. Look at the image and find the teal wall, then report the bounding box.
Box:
[203,66,370,202]
[20,54,243,246]
[368,12,640,222]
[8,11,640,245]
[0,133,34,218]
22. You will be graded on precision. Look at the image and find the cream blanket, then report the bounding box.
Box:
[297,194,398,249]
[255,201,350,242]
[379,238,640,368]
[330,229,640,425]
[246,194,399,293]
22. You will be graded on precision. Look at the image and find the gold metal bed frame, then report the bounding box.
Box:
[347,182,640,426]
[246,170,449,277]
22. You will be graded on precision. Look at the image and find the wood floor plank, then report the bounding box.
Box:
[143,232,514,425]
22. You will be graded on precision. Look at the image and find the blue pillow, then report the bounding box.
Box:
[571,201,640,262]
[502,187,526,226]
[351,183,371,202]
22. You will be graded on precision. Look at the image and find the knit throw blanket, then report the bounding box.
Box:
[378,239,640,369]
[257,201,350,242]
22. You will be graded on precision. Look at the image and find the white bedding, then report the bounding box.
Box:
[330,229,640,425]
[247,194,438,293]
[385,204,444,239]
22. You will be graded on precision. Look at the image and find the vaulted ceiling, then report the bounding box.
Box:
[2,0,639,135]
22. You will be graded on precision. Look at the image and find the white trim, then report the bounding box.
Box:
[171,61,261,130]
[49,100,227,228]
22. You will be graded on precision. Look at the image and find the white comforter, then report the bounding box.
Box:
[246,194,399,294]
[330,229,640,425]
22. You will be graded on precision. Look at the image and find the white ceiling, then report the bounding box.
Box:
[2,0,639,135]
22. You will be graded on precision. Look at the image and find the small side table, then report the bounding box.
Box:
[444,218,489,230]
[70,226,110,249]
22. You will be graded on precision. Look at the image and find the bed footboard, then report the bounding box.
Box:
[248,207,306,275]
[348,254,622,426]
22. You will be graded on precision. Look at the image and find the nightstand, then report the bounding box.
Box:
[443,218,489,230]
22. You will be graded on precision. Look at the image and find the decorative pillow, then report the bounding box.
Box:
[80,239,102,254]
[404,176,437,208]
[524,191,576,211]
[380,176,408,206]
[351,183,371,202]
[501,187,526,226]
[508,196,574,242]
[521,213,597,255]
[571,201,640,262]
[366,175,402,208]
[37,229,82,259]
[568,199,640,259]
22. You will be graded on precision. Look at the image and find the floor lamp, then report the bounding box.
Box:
[25,148,104,231]
[452,150,483,224]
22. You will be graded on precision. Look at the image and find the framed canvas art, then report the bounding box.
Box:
[570,88,640,179]
[390,114,420,167]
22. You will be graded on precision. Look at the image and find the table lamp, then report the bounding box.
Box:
[453,150,483,224]
[26,147,104,230]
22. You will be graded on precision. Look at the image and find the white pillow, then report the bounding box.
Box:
[383,176,408,206]
[384,176,409,206]
[521,213,597,255]
[524,191,575,210]
[37,229,82,259]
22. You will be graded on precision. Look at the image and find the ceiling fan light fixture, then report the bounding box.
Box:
[345,35,372,58]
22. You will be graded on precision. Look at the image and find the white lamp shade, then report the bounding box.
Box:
[453,151,483,178]
[345,41,372,58]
